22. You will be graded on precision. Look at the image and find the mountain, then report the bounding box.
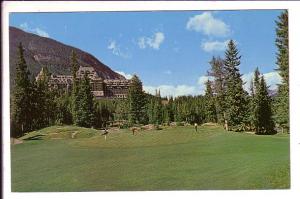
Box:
[9,26,125,87]
[268,88,278,97]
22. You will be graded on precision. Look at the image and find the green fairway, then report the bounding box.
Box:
[11,125,290,191]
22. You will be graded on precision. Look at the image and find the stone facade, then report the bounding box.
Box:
[36,66,131,99]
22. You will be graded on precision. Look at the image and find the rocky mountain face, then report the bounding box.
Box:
[9,26,125,87]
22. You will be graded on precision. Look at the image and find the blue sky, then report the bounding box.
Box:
[9,10,283,97]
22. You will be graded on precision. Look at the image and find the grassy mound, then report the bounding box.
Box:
[20,125,100,141]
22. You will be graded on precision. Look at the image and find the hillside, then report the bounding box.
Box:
[9,26,125,87]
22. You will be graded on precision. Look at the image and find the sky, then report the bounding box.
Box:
[9,10,284,97]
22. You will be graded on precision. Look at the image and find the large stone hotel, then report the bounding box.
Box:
[36,66,131,99]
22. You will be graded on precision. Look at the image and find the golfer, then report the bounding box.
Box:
[194,123,198,132]
[102,128,109,140]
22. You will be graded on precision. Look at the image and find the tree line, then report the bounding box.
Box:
[10,11,289,137]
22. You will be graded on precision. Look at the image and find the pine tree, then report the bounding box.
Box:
[74,72,95,127]
[204,80,217,123]
[162,105,170,125]
[128,75,147,125]
[274,10,289,132]
[251,68,261,131]
[71,51,80,124]
[147,98,155,124]
[256,76,275,134]
[167,97,175,123]
[275,10,289,85]
[11,43,34,137]
[153,97,163,125]
[223,40,247,131]
[33,66,56,128]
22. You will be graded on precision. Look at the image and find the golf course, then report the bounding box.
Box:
[11,124,290,191]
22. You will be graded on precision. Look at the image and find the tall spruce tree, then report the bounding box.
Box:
[167,97,174,123]
[251,68,261,131]
[256,76,275,134]
[274,10,289,132]
[71,51,80,124]
[11,43,33,137]
[74,72,95,127]
[147,97,155,124]
[153,96,163,125]
[128,75,147,125]
[223,40,247,131]
[34,66,56,128]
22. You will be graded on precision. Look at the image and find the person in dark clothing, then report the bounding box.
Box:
[101,128,109,140]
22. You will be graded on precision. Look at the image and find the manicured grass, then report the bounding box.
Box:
[11,125,290,191]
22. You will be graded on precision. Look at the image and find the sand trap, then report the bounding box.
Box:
[11,138,23,145]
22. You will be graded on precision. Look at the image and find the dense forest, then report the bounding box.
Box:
[10,11,289,137]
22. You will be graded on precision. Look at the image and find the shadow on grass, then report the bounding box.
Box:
[23,134,46,141]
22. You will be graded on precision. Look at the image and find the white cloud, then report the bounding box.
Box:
[19,22,50,38]
[34,28,50,38]
[138,37,146,49]
[186,12,230,37]
[20,22,29,30]
[108,40,117,51]
[138,32,165,50]
[143,71,282,98]
[148,32,165,49]
[201,40,230,52]
[242,71,282,92]
[143,85,198,98]
[107,40,130,59]
[115,71,133,79]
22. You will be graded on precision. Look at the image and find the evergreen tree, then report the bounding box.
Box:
[11,43,34,137]
[204,80,217,123]
[167,97,175,123]
[33,66,56,128]
[74,72,95,127]
[71,51,80,124]
[256,76,275,134]
[147,98,155,124]
[275,10,289,85]
[252,68,261,131]
[128,75,147,125]
[162,105,170,125]
[223,40,247,131]
[274,10,289,132]
[153,97,163,125]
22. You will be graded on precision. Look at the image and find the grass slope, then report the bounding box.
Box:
[11,125,290,191]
